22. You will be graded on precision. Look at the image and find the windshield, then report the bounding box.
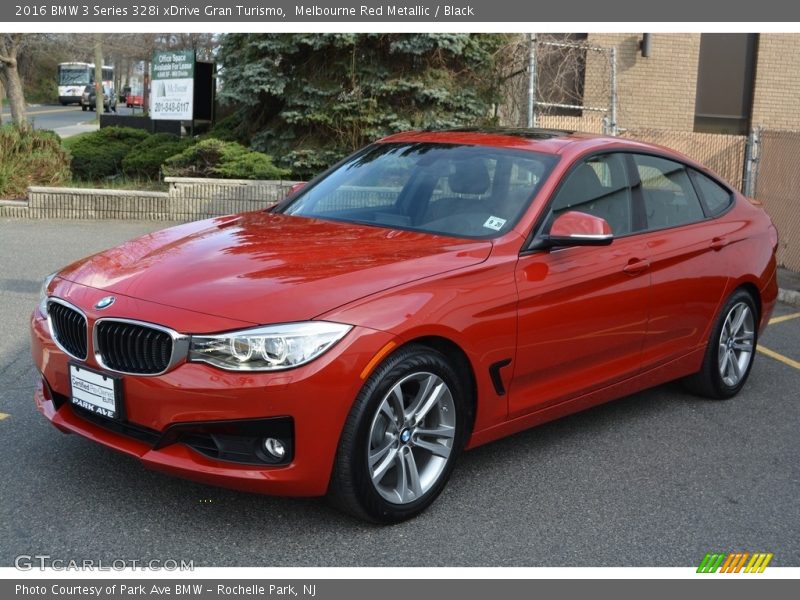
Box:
[58,66,90,86]
[281,143,557,239]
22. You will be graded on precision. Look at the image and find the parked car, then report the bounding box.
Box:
[80,84,117,112]
[126,94,144,108]
[32,129,778,523]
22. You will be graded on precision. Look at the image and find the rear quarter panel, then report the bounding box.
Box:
[718,195,779,333]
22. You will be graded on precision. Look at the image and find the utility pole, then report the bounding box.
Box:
[527,33,536,128]
[93,33,104,121]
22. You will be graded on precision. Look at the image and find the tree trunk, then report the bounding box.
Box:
[0,34,30,129]
[143,60,150,116]
[93,34,104,120]
[0,63,28,129]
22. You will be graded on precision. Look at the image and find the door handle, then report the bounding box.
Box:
[710,237,729,251]
[623,258,650,275]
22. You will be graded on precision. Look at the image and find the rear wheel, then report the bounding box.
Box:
[328,345,470,523]
[684,289,758,399]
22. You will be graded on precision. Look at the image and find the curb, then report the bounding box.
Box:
[778,287,800,307]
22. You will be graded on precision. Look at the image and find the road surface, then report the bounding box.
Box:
[0,103,141,137]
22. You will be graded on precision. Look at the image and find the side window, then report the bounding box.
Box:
[550,153,634,236]
[633,154,705,229]
[691,170,733,217]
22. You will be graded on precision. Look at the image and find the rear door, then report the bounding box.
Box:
[630,154,737,369]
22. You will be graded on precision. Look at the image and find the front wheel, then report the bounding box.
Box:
[328,345,471,523]
[684,289,758,399]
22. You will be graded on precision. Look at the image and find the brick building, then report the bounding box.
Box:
[585,33,800,134]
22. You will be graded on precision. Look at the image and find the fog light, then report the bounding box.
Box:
[263,437,286,459]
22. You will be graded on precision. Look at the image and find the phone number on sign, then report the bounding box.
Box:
[153,101,190,113]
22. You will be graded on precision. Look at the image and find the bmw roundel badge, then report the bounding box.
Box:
[95,296,115,310]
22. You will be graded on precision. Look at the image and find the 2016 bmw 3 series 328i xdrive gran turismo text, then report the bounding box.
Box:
[32,129,778,522]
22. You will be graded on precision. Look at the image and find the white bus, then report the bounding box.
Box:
[57,62,114,105]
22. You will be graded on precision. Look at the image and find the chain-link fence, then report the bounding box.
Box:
[622,128,748,192]
[498,34,615,134]
[753,130,800,271]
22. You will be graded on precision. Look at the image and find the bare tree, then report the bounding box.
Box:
[0,34,29,129]
[495,34,604,130]
[0,32,218,124]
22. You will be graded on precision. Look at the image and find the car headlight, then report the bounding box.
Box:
[38,272,57,316]
[188,322,352,371]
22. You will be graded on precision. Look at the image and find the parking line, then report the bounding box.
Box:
[757,345,800,370]
[0,413,9,421]
[769,312,800,325]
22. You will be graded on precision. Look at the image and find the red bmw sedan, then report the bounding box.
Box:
[31,129,778,522]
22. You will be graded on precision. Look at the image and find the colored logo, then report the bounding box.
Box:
[697,552,773,573]
[94,296,115,310]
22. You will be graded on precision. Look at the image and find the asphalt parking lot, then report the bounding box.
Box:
[0,219,798,567]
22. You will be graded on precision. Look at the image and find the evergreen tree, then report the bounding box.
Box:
[218,33,507,178]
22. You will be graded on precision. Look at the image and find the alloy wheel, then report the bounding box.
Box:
[366,372,456,504]
[718,301,755,387]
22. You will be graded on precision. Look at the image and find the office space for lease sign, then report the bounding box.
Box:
[151,50,195,120]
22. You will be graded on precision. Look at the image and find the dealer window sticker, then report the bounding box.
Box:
[483,216,507,231]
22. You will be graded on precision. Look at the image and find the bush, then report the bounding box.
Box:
[64,127,148,181]
[0,126,70,199]
[122,133,194,179]
[162,138,289,179]
[206,111,248,144]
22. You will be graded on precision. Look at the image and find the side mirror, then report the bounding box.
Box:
[542,210,614,248]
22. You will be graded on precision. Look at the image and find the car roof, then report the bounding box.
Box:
[377,127,676,159]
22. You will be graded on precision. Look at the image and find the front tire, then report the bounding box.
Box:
[684,289,758,399]
[328,345,470,523]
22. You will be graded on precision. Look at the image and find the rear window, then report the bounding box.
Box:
[633,154,706,230]
[691,170,734,216]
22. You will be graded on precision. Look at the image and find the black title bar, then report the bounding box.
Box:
[5,0,800,22]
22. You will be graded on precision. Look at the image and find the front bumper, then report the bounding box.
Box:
[31,305,395,497]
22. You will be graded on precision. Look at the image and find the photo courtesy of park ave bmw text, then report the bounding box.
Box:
[0,0,799,596]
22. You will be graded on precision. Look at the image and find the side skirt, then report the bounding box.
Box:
[465,346,706,450]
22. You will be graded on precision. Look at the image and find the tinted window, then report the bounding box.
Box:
[633,155,705,229]
[549,153,635,236]
[691,170,733,216]
[282,143,556,239]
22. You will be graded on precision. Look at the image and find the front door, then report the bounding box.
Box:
[509,152,650,417]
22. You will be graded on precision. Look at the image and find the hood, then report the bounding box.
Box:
[57,212,492,325]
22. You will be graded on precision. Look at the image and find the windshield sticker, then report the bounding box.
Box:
[483,216,507,231]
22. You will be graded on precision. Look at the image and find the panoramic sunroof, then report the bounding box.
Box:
[430,127,575,140]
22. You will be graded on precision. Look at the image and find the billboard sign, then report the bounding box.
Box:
[151,49,195,120]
